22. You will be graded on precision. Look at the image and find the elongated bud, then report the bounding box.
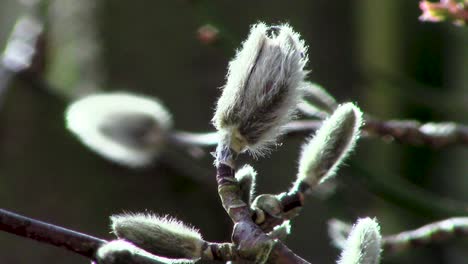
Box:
[235,165,257,204]
[299,82,337,115]
[293,103,363,191]
[66,93,172,167]
[95,240,192,264]
[111,213,204,260]
[337,218,382,264]
[213,23,308,155]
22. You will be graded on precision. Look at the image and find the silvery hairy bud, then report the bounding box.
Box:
[337,218,382,264]
[213,23,308,156]
[111,213,204,261]
[66,93,172,167]
[293,103,363,191]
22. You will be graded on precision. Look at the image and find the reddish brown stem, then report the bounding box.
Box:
[0,209,106,260]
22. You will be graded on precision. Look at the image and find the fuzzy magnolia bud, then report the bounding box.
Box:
[213,23,308,155]
[95,240,190,264]
[337,218,382,264]
[235,164,257,204]
[66,93,172,167]
[293,103,363,191]
[111,213,204,260]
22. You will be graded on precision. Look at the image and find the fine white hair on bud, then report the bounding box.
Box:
[293,103,363,191]
[337,218,382,264]
[65,93,172,167]
[95,240,193,264]
[111,213,204,260]
[213,22,308,156]
[235,164,257,204]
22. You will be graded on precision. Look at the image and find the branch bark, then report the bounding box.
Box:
[0,208,106,260]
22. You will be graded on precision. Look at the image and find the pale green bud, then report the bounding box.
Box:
[66,93,172,167]
[213,23,308,156]
[294,103,363,190]
[337,218,382,264]
[111,213,204,260]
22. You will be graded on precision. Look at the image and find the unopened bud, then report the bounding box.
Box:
[337,218,382,264]
[235,165,257,204]
[213,23,308,155]
[66,93,172,167]
[111,213,204,260]
[294,103,363,191]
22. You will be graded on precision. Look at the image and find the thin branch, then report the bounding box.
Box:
[383,217,468,253]
[169,118,468,149]
[0,208,106,260]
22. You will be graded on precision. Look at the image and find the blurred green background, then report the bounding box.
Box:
[0,0,467,263]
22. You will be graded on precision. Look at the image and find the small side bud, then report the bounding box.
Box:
[252,194,282,218]
[111,213,204,260]
[337,218,382,264]
[328,218,352,250]
[213,23,308,156]
[95,240,192,264]
[235,165,257,204]
[294,103,363,191]
[268,220,292,241]
[66,93,172,167]
[299,82,337,115]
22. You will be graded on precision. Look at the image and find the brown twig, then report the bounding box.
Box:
[215,146,311,264]
[0,208,106,260]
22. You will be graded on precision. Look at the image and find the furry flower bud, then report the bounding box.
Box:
[293,103,363,191]
[213,23,308,155]
[66,93,172,167]
[111,213,204,260]
[337,218,382,264]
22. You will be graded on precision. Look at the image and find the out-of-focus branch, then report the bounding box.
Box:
[0,208,106,260]
[329,217,468,255]
[170,118,468,149]
[383,217,468,253]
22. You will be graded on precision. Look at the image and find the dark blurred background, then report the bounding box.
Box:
[0,0,467,263]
